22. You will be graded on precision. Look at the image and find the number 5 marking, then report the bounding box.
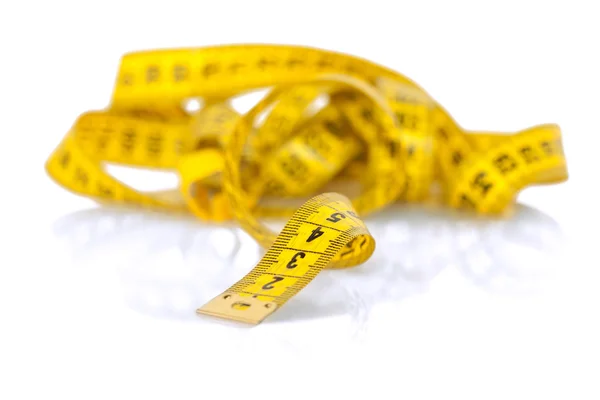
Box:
[326,212,346,223]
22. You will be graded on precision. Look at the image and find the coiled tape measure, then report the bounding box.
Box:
[45,44,568,324]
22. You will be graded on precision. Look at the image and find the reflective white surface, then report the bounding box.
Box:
[4,194,597,398]
[50,202,564,331]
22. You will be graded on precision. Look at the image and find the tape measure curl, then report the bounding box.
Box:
[45,44,568,324]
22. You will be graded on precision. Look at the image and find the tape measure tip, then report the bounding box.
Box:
[197,293,278,325]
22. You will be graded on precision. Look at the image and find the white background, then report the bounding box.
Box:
[1,1,599,399]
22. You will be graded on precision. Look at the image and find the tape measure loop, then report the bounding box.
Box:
[45,44,568,324]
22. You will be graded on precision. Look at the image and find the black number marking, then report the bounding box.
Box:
[75,168,88,187]
[324,120,343,138]
[121,73,133,86]
[60,152,70,169]
[78,129,90,142]
[229,62,245,73]
[438,127,449,140]
[202,63,219,78]
[520,146,539,163]
[344,63,359,75]
[494,154,518,174]
[147,133,162,156]
[361,107,374,123]
[287,58,304,68]
[146,66,160,83]
[173,65,189,82]
[540,141,554,156]
[452,151,463,166]
[326,212,346,223]
[306,226,325,243]
[286,252,306,269]
[262,276,284,290]
[264,179,286,195]
[122,129,136,154]
[317,58,334,69]
[304,129,332,155]
[388,141,399,157]
[395,112,418,130]
[101,123,115,134]
[339,238,356,257]
[280,154,308,182]
[96,134,108,151]
[257,58,276,69]
[97,183,113,198]
[471,172,493,196]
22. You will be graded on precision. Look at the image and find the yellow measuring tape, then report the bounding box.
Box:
[45,44,568,324]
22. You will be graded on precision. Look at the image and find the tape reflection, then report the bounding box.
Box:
[52,202,563,327]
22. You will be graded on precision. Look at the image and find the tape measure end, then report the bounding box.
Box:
[196,293,278,325]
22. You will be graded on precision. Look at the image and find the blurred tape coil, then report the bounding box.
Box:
[45,44,568,324]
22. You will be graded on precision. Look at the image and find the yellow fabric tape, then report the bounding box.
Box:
[45,44,568,324]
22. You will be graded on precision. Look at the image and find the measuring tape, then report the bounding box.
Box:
[45,44,568,324]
